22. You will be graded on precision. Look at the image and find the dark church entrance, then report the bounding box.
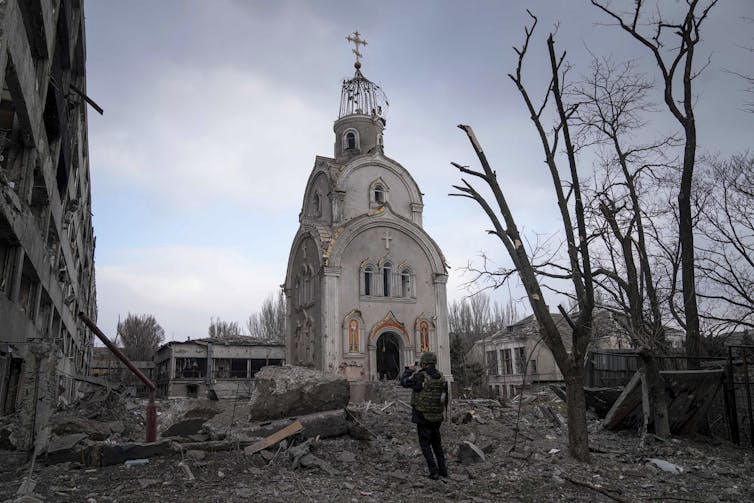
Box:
[376,332,401,380]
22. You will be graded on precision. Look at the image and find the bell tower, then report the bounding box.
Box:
[334,31,388,163]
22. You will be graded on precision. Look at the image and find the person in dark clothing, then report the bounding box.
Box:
[400,351,449,479]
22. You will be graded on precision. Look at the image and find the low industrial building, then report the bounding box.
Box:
[154,337,285,399]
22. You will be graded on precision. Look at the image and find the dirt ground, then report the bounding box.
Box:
[1,386,753,503]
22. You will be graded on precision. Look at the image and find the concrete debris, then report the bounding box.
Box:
[177,461,194,481]
[335,450,356,463]
[457,441,486,464]
[160,418,207,439]
[647,458,684,474]
[0,383,752,502]
[248,366,350,420]
[123,459,149,466]
[185,449,206,461]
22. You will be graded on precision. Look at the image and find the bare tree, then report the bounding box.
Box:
[696,154,754,331]
[117,313,165,361]
[573,56,674,437]
[208,317,241,339]
[247,291,286,342]
[592,0,719,364]
[452,14,595,461]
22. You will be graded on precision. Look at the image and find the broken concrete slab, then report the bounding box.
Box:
[647,458,684,474]
[457,441,486,464]
[160,418,206,439]
[248,366,349,420]
[44,433,90,465]
[88,440,174,467]
[49,415,111,441]
[208,409,348,445]
[298,453,336,475]
[185,450,206,461]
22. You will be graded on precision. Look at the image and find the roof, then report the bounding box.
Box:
[158,336,285,352]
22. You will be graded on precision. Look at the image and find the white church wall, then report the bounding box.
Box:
[340,162,416,221]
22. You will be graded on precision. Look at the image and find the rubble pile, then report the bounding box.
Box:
[0,381,752,502]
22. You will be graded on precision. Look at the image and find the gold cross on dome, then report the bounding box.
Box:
[346,31,368,66]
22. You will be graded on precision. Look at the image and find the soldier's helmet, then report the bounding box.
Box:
[420,352,437,365]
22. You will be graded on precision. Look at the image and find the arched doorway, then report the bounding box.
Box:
[376,332,401,380]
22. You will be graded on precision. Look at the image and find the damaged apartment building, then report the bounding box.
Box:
[0,0,97,450]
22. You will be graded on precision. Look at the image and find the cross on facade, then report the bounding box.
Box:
[381,230,392,250]
[346,31,368,66]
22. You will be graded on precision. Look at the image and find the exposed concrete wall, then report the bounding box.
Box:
[0,0,97,450]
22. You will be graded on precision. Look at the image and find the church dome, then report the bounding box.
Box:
[338,67,389,121]
[334,32,389,161]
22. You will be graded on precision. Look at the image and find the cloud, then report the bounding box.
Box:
[95,245,282,340]
[90,64,332,214]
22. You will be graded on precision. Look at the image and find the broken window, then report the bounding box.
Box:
[250,358,283,377]
[362,265,374,296]
[486,350,499,376]
[502,349,513,375]
[400,268,412,297]
[374,184,384,203]
[344,129,358,151]
[18,257,39,319]
[0,241,16,295]
[382,262,392,297]
[515,346,526,374]
[175,358,205,378]
[213,358,230,378]
[230,359,248,378]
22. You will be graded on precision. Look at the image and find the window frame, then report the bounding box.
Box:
[343,128,360,152]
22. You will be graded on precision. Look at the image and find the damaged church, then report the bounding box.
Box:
[285,32,451,398]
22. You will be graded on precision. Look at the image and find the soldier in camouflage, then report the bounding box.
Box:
[400,351,449,479]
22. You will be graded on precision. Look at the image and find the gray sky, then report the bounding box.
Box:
[84,0,754,340]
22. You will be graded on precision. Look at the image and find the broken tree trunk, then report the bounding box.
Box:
[564,371,590,462]
[639,367,651,447]
[639,348,670,438]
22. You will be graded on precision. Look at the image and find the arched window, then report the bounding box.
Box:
[382,262,392,297]
[363,265,374,296]
[343,129,359,152]
[400,268,412,297]
[369,179,389,208]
